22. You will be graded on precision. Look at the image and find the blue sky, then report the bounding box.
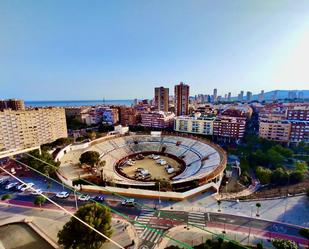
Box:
[0,0,308,100]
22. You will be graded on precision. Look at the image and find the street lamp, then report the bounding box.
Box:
[74,189,78,210]
[158,182,161,205]
[247,204,254,245]
[225,181,228,194]
[284,174,290,221]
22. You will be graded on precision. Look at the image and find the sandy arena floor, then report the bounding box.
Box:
[121,156,181,180]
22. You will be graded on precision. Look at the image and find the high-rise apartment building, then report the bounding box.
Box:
[0,99,25,111]
[0,108,67,151]
[246,91,252,102]
[298,92,304,100]
[227,92,231,102]
[213,88,218,103]
[154,87,169,112]
[258,90,265,102]
[238,91,244,101]
[174,82,189,116]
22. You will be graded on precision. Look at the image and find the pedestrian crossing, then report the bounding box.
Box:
[188,212,206,227]
[140,227,164,244]
[134,208,155,235]
[134,208,168,248]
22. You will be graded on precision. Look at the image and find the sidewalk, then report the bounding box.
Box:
[157,224,308,249]
[165,195,309,227]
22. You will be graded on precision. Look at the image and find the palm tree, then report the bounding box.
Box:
[217,200,222,212]
[256,203,261,217]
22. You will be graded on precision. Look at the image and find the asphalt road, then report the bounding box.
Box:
[0,181,307,249]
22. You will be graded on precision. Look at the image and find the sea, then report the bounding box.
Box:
[25,100,134,108]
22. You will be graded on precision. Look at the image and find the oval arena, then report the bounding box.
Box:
[57,133,227,200]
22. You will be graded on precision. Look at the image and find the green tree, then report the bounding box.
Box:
[58,203,112,249]
[295,161,308,173]
[34,196,46,207]
[271,167,289,186]
[66,117,87,130]
[256,167,272,184]
[79,151,100,168]
[52,137,73,147]
[272,239,297,249]
[272,145,293,158]
[306,188,309,199]
[250,149,268,167]
[267,148,284,167]
[289,171,305,184]
[256,242,264,249]
[21,149,60,175]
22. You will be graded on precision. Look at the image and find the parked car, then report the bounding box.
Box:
[0,177,9,185]
[93,195,105,203]
[20,183,35,192]
[166,167,174,174]
[56,191,70,198]
[16,183,26,191]
[78,194,91,201]
[121,198,135,207]
[31,189,43,195]
[165,165,175,174]
[5,182,19,190]
[0,179,9,186]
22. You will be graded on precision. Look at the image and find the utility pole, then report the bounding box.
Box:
[284,174,290,222]
[247,204,253,245]
[158,182,161,206]
[74,190,78,210]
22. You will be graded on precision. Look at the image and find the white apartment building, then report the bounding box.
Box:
[174,113,215,135]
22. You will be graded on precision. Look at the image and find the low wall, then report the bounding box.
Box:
[56,171,73,187]
[81,181,219,201]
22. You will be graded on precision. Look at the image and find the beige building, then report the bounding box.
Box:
[0,99,25,111]
[174,82,190,116]
[154,87,169,112]
[174,114,215,135]
[0,108,67,151]
[259,119,291,143]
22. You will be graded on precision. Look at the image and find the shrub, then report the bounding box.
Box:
[272,239,297,249]
[1,194,12,201]
[256,166,272,184]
